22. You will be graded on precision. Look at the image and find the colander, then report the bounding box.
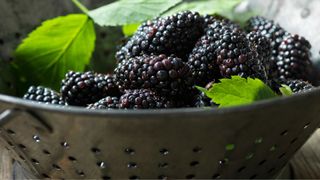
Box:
[0,0,320,179]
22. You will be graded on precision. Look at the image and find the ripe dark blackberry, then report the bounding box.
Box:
[116,11,204,62]
[203,14,241,31]
[187,20,233,85]
[215,28,267,80]
[61,71,120,106]
[192,81,215,107]
[276,34,313,81]
[119,89,174,109]
[282,79,314,93]
[114,54,194,96]
[246,31,272,75]
[23,86,65,105]
[87,96,119,109]
[247,16,290,78]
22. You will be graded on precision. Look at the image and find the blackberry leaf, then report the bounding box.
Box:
[197,76,278,107]
[279,85,293,96]
[89,0,182,26]
[14,14,96,91]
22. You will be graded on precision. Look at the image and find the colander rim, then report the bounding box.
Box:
[0,87,319,117]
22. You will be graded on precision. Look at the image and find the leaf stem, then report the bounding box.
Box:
[71,0,89,14]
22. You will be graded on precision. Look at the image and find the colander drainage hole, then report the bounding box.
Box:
[31,158,39,165]
[158,175,168,179]
[290,138,298,144]
[43,149,51,155]
[91,147,101,155]
[0,39,4,45]
[212,173,220,179]
[19,155,25,161]
[76,170,85,177]
[304,123,310,129]
[278,153,286,159]
[268,168,275,173]
[97,161,106,169]
[102,175,111,180]
[249,174,257,179]
[159,148,169,155]
[258,160,266,166]
[237,166,246,172]
[6,141,14,147]
[186,174,195,179]
[52,164,61,170]
[158,162,168,168]
[129,175,139,179]
[127,162,137,168]
[61,141,69,148]
[33,135,40,143]
[193,146,202,153]
[190,161,199,167]
[18,144,26,150]
[42,173,50,178]
[124,148,135,155]
[280,130,288,136]
[68,156,77,163]
[100,32,107,39]
[6,129,15,135]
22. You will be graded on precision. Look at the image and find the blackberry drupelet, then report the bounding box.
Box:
[23,86,65,105]
[119,89,174,109]
[116,11,204,62]
[215,27,267,80]
[281,79,314,93]
[276,34,313,81]
[192,81,215,107]
[187,20,233,85]
[87,96,119,109]
[61,71,120,106]
[114,54,194,96]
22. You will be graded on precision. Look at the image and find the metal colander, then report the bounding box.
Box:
[0,0,320,179]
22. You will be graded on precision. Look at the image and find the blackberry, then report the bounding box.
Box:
[87,96,119,109]
[187,20,233,85]
[61,71,120,106]
[119,89,174,109]
[247,16,290,77]
[276,34,313,81]
[281,79,314,93]
[116,11,204,62]
[203,14,241,31]
[192,81,215,107]
[23,86,65,105]
[215,28,267,80]
[114,54,194,96]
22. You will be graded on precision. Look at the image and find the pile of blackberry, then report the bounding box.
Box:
[23,12,317,109]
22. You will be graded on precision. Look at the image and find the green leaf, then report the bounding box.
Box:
[89,0,182,26]
[14,14,96,91]
[279,85,293,96]
[198,76,278,107]
[163,0,243,17]
[122,23,140,36]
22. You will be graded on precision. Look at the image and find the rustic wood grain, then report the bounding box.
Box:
[0,143,12,180]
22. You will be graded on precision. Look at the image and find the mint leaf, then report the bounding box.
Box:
[122,23,140,37]
[198,76,278,107]
[14,14,96,90]
[279,85,293,96]
[89,0,182,26]
[163,0,242,17]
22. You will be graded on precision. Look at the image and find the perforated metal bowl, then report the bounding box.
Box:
[0,0,320,179]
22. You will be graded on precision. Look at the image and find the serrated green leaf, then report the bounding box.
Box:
[89,0,182,26]
[122,23,140,36]
[163,0,242,17]
[279,85,293,96]
[14,14,96,91]
[198,76,278,108]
